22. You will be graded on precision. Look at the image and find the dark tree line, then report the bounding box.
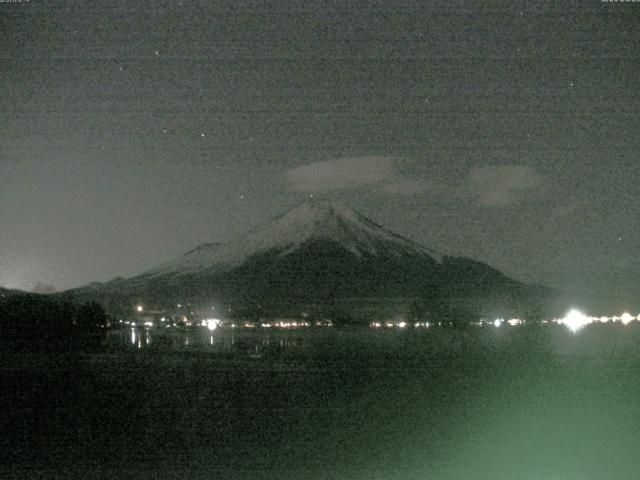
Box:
[0,295,107,351]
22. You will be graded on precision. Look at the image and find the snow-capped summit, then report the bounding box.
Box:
[141,198,441,278]
[235,198,440,259]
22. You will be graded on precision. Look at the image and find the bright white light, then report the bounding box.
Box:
[562,308,590,333]
[144,321,153,327]
[398,322,407,328]
[620,312,634,326]
[206,319,218,331]
[136,305,143,312]
[494,319,503,328]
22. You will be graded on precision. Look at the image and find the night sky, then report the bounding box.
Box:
[1,1,639,304]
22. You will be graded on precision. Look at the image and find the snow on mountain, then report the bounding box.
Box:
[141,199,442,279]
[142,243,223,277]
[65,198,551,319]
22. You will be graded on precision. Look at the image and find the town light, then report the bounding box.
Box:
[206,319,218,331]
[620,312,634,325]
[136,305,143,312]
[562,308,590,333]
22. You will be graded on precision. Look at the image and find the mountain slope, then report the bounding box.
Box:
[64,199,553,320]
[140,199,441,280]
[0,287,29,299]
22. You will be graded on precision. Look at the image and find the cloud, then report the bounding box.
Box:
[286,156,432,195]
[287,156,396,192]
[381,177,434,194]
[549,199,592,221]
[286,159,542,206]
[468,165,543,207]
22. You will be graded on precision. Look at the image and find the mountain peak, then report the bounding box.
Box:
[278,197,361,220]
[296,197,340,210]
[141,199,442,278]
[268,198,364,231]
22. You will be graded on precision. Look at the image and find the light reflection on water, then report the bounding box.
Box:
[129,327,150,349]
[107,326,311,356]
[104,322,640,359]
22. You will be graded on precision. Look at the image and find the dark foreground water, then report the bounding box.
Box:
[3,324,640,479]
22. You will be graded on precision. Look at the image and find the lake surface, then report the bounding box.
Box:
[105,325,318,356]
[4,323,640,479]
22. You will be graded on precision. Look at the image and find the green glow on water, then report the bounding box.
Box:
[4,324,640,479]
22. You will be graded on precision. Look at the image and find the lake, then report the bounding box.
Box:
[3,323,640,479]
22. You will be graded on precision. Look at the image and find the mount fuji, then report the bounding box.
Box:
[64,199,552,321]
[142,198,443,279]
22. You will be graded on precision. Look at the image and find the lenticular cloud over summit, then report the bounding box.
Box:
[286,157,398,192]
